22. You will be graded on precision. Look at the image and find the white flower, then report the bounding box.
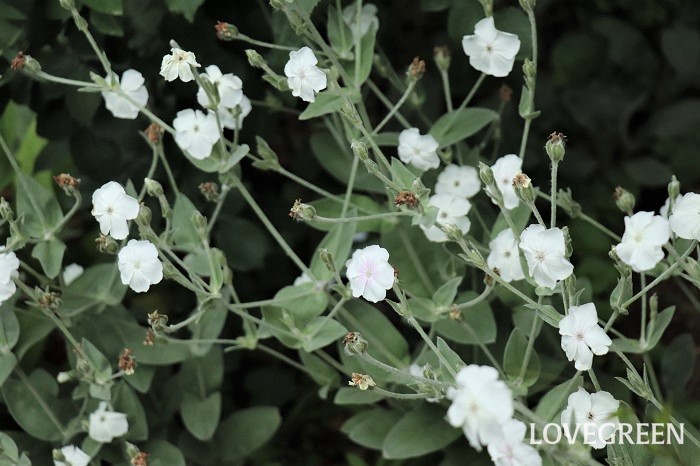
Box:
[421,194,471,243]
[160,47,200,82]
[669,193,700,240]
[284,47,327,103]
[62,263,84,286]
[462,17,521,77]
[345,245,395,303]
[91,181,139,240]
[196,65,243,109]
[615,211,670,272]
[54,445,90,466]
[397,128,440,171]
[558,303,611,371]
[487,154,522,210]
[519,224,574,289]
[561,387,620,449]
[173,109,220,160]
[487,419,542,466]
[88,402,129,443]
[446,365,513,450]
[118,240,163,293]
[294,272,312,286]
[100,69,148,120]
[217,95,252,130]
[487,228,525,282]
[0,247,19,305]
[435,164,481,199]
[660,198,670,219]
[342,3,379,39]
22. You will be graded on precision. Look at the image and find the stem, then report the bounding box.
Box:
[371,386,435,400]
[356,351,447,388]
[456,73,486,113]
[517,312,540,384]
[366,80,411,129]
[398,229,435,294]
[237,34,298,51]
[550,162,558,227]
[312,210,413,224]
[353,0,363,86]
[341,155,359,218]
[33,70,100,88]
[157,146,179,195]
[407,316,458,379]
[640,273,647,345]
[643,353,662,401]
[518,8,538,161]
[372,81,415,134]
[206,186,230,236]
[439,69,454,112]
[453,286,492,310]
[588,368,601,391]
[258,343,314,377]
[49,192,82,236]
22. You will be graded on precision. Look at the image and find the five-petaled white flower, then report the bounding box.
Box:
[342,3,379,39]
[62,263,84,286]
[101,69,148,120]
[217,95,252,130]
[91,181,139,240]
[173,109,220,160]
[196,65,243,109]
[88,402,129,443]
[669,193,700,240]
[0,247,19,305]
[345,245,395,303]
[160,47,200,82]
[284,47,327,103]
[519,224,573,289]
[561,387,620,450]
[558,303,611,371]
[398,128,440,171]
[421,194,471,243]
[446,365,513,450]
[462,17,521,77]
[487,228,525,282]
[487,154,522,210]
[118,240,163,293]
[487,419,543,466]
[435,164,481,199]
[54,445,90,466]
[615,211,670,272]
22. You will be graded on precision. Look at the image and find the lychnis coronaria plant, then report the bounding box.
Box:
[0,0,698,465]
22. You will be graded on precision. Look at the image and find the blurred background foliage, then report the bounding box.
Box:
[0,0,699,464]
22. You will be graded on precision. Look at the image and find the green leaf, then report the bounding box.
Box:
[0,3,27,20]
[447,1,482,42]
[435,291,497,344]
[14,310,53,360]
[299,88,359,120]
[342,408,402,450]
[429,108,496,148]
[327,5,354,57]
[432,277,462,307]
[436,336,465,378]
[3,369,65,441]
[181,392,221,441]
[163,0,204,21]
[662,334,695,398]
[0,353,17,387]
[309,217,357,280]
[15,172,63,238]
[82,0,123,15]
[299,351,339,386]
[189,302,228,357]
[382,405,461,459]
[62,263,127,316]
[90,10,124,36]
[31,238,66,279]
[310,132,384,193]
[391,157,420,189]
[0,304,20,352]
[272,283,330,325]
[302,317,347,352]
[535,375,583,422]
[217,407,281,461]
[644,306,675,351]
[334,386,385,405]
[113,381,148,441]
[503,328,540,388]
[178,348,224,398]
[493,7,532,60]
[171,194,202,251]
[491,203,532,238]
[143,440,186,466]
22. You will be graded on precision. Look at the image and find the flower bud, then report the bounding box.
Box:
[136,204,151,226]
[59,0,75,9]
[256,136,279,164]
[512,171,535,204]
[319,248,336,273]
[442,224,464,243]
[22,54,42,73]
[522,58,536,83]
[407,57,426,81]
[462,242,486,268]
[668,175,680,201]
[53,173,81,196]
[561,226,573,258]
[10,52,25,70]
[199,182,220,202]
[478,0,494,15]
[144,123,163,145]
[0,198,13,221]
[339,100,362,127]
[162,262,178,279]
[289,199,315,221]
[53,450,66,463]
[191,211,208,237]
[350,140,369,161]
[614,187,635,214]
[245,49,266,69]
[72,10,88,31]
[433,46,451,72]
[131,451,149,466]
[478,161,495,186]
[96,234,119,254]
[411,178,430,199]
[215,21,238,40]
[38,289,61,311]
[394,190,419,209]
[545,132,566,163]
[57,371,73,383]
[342,331,368,355]
[144,178,164,197]
[269,0,285,9]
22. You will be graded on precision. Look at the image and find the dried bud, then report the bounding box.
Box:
[484,272,495,287]
[668,175,680,201]
[342,331,369,355]
[96,234,119,254]
[147,310,168,330]
[545,132,566,163]
[118,348,136,375]
[512,171,535,204]
[10,51,25,70]
[289,199,315,221]
[350,140,369,161]
[246,49,266,69]
[407,57,426,81]
[143,178,164,197]
[348,373,375,390]
[449,307,461,320]
[433,46,451,72]
[613,187,635,214]
[131,451,149,466]
[38,290,61,311]
[0,197,14,221]
[199,182,220,202]
[394,190,420,209]
[53,173,81,196]
[143,329,155,346]
[144,123,163,145]
[499,84,513,102]
[215,21,238,40]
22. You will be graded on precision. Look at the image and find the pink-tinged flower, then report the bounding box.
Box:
[519,224,573,289]
[345,245,395,303]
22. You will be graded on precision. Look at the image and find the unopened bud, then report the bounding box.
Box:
[339,100,362,127]
[22,54,42,73]
[350,140,369,161]
[96,234,119,254]
[246,49,266,69]
[407,57,426,81]
[342,331,368,355]
[561,226,573,258]
[191,211,208,236]
[144,178,164,197]
[512,172,535,204]
[262,73,288,91]
[462,242,486,267]
[199,182,220,202]
[72,10,88,31]
[433,46,451,72]
[131,451,149,466]
[519,0,536,11]
[136,204,151,226]
[289,199,315,221]
[37,289,61,311]
[215,21,238,40]
[614,187,635,214]
[478,161,495,186]
[57,371,73,383]
[53,450,66,463]
[319,248,336,273]
[286,10,307,35]
[668,175,680,201]
[59,0,75,9]
[545,132,566,163]
[523,58,536,82]
[442,224,464,243]
[478,0,494,15]
[0,198,13,221]
[269,0,285,9]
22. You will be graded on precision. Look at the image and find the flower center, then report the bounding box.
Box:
[486,44,494,53]
[504,251,511,258]
[587,412,595,421]
[133,261,142,270]
[575,332,585,341]
[453,181,460,187]
[440,212,449,219]
[535,251,546,262]
[193,124,200,132]
[106,206,114,214]
[633,233,643,243]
